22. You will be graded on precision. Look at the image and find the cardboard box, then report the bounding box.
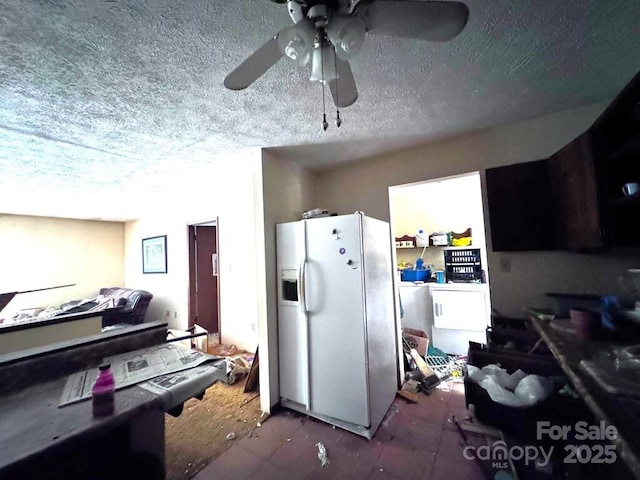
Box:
[402,328,430,357]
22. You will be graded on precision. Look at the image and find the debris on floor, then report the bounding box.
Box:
[225,355,251,384]
[316,442,330,467]
[425,352,467,380]
[208,343,241,357]
[402,379,421,393]
[402,337,441,391]
[396,389,419,403]
[397,379,421,402]
[164,377,262,480]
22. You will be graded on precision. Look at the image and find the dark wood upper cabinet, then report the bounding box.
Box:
[486,160,557,252]
[486,69,640,252]
[590,70,640,247]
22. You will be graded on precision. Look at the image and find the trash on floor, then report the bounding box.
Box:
[209,343,241,357]
[226,356,252,384]
[403,337,440,391]
[316,442,330,467]
[402,379,421,393]
[425,352,466,380]
[396,381,420,403]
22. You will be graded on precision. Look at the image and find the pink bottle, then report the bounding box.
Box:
[92,362,115,417]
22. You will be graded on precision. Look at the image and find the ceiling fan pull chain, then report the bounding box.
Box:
[321,37,329,131]
[334,52,342,127]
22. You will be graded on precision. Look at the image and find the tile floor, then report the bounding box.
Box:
[193,380,487,480]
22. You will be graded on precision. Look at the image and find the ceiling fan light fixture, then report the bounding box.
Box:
[309,42,338,83]
[277,21,315,66]
[283,35,311,65]
[327,16,366,60]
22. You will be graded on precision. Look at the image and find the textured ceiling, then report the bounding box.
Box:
[1,0,640,220]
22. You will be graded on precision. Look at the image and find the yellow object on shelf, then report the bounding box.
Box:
[450,227,472,247]
[451,237,472,247]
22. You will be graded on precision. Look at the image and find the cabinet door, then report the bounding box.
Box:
[548,134,604,250]
[590,70,640,247]
[485,160,556,251]
[431,289,488,331]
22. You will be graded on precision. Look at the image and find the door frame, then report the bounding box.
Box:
[187,218,221,335]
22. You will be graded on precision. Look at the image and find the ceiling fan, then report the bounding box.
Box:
[224,0,469,124]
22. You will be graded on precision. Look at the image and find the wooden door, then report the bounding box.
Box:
[188,225,219,333]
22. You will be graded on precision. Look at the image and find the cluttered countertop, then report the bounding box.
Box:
[527,293,640,478]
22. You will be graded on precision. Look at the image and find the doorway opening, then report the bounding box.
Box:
[388,172,492,356]
[188,220,220,336]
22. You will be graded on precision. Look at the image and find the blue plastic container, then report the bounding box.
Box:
[401,268,430,282]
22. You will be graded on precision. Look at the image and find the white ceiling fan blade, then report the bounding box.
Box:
[329,58,358,108]
[364,0,469,42]
[224,36,284,90]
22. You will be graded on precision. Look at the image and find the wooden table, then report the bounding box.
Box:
[530,316,640,479]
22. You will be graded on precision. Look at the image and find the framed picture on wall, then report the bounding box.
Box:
[142,235,168,274]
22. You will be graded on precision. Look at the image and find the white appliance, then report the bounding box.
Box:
[276,213,399,439]
[429,284,490,355]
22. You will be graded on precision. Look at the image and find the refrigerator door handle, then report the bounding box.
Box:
[299,258,307,313]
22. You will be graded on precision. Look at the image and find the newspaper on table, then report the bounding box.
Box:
[59,343,224,407]
[138,362,228,411]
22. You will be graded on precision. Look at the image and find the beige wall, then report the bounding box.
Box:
[123,149,264,352]
[0,214,124,318]
[315,103,640,317]
[259,150,316,412]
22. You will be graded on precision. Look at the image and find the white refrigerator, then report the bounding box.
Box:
[276,213,399,439]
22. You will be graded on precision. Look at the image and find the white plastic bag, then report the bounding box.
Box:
[469,364,555,408]
[468,364,526,390]
[513,374,554,405]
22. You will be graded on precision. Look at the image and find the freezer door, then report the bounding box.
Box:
[276,221,309,407]
[361,215,398,435]
[305,214,370,427]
